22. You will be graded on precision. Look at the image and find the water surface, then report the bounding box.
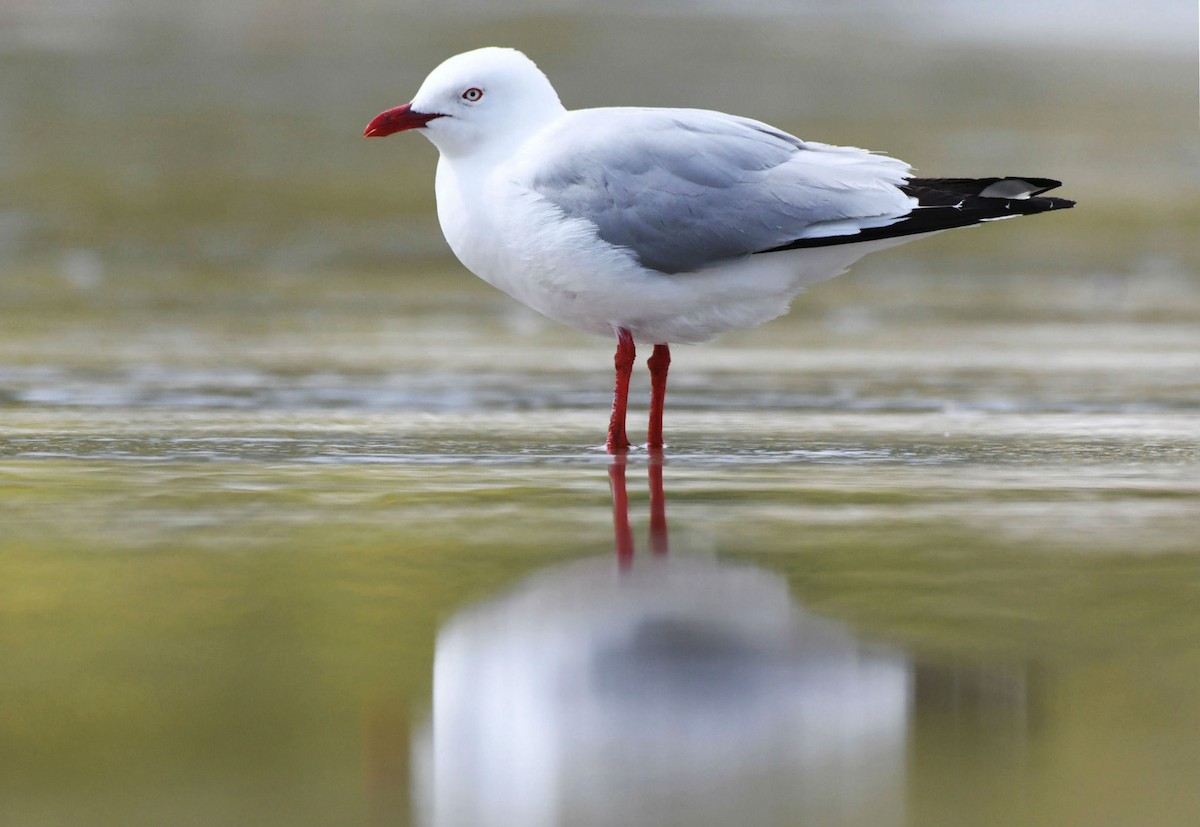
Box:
[2,270,1198,827]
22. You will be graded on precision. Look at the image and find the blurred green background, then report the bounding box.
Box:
[2,0,1196,286]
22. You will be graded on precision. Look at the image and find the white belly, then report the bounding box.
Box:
[433,159,919,344]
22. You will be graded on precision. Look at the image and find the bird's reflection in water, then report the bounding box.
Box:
[412,457,912,827]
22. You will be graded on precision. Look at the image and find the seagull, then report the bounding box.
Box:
[364,47,1073,453]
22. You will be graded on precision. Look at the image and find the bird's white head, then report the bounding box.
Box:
[364,47,565,158]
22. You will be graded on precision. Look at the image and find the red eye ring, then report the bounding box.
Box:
[462,87,483,102]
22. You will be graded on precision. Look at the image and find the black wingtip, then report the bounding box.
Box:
[902,176,1075,216]
[755,176,1074,255]
[907,176,1067,200]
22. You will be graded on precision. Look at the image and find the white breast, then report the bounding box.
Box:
[437,155,652,338]
[433,154,925,345]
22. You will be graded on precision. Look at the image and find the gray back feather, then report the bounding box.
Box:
[521,108,912,274]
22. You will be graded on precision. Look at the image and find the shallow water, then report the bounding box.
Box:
[2,270,1199,827]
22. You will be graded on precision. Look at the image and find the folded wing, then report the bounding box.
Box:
[522,109,1074,274]
[523,107,916,274]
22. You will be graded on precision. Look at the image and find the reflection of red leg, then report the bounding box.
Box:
[608,456,634,568]
[607,329,636,453]
[647,343,671,450]
[648,456,669,556]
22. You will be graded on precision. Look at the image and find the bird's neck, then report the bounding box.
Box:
[429,103,566,164]
[434,155,496,273]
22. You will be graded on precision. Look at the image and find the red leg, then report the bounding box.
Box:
[647,343,671,450]
[608,455,634,568]
[607,329,636,453]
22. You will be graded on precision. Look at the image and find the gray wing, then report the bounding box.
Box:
[519,107,914,274]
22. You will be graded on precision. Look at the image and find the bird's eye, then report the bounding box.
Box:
[462,87,483,102]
